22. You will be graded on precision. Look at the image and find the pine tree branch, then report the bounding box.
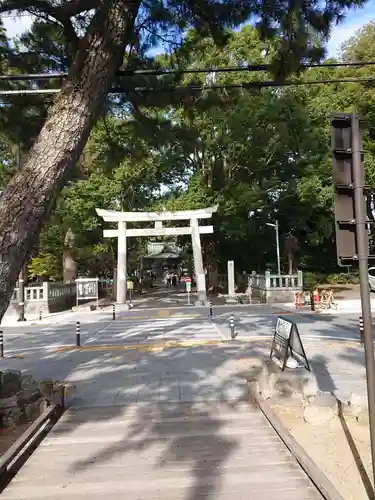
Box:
[0,1,87,57]
[0,0,101,17]
[0,0,53,15]
[58,0,101,18]
[57,16,79,55]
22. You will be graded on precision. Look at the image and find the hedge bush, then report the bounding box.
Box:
[303,271,360,289]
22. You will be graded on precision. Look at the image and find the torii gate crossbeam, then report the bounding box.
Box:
[96,206,218,305]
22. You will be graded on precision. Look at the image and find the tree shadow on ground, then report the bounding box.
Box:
[212,308,369,344]
[0,333,270,498]
[0,308,372,498]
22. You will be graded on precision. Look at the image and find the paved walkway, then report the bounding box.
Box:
[2,401,325,499]
[282,299,375,315]
[0,302,370,499]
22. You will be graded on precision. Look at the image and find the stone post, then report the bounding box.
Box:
[297,270,303,290]
[265,270,271,303]
[42,282,50,301]
[226,260,237,303]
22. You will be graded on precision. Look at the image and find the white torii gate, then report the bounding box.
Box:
[96,206,218,305]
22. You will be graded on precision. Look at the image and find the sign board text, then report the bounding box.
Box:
[270,316,310,371]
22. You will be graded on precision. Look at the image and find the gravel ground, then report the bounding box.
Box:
[272,402,374,500]
[0,422,32,456]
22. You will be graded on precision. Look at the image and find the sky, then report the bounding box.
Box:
[326,0,375,56]
[1,2,375,58]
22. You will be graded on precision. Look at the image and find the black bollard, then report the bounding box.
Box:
[359,316,364,344]
[112,303,116,320]
[209,300,213,317]
[310,290,315,311]
[229,315,235,339]
[0,330,3,358]
[76,321,81,347]
[39,309,43,321]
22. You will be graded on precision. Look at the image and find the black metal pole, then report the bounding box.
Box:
[76,321,81,347]
[0,330,3,358]
[352,112,375,488]
[310,289,315,311]
[39,309,42,321]
[209,300,213,317]
[230,314,235,339]
[112,303,116,320]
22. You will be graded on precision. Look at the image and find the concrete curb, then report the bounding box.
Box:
[1,310,75,328]
[248,383,346,500]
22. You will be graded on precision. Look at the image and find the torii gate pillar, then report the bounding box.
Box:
[190,218,206,304]
[96,206,218,305]
[117,221,127,304]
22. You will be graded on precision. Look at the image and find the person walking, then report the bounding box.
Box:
[166,271,171,287]
[172,272,177,287]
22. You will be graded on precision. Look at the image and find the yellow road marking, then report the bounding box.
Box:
[170,313,201,318]
[56,339,227,353]
[158,309,169,317]
[51,335,366,355]
[115,313,201,320]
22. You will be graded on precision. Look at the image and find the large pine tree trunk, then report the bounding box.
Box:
[0,1,140,321]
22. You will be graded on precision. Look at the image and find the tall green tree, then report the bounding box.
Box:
[141,23,375,275]
[29,20,375,282]
[141,27,331,275]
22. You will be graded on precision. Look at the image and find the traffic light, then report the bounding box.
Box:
[331,113,368,265]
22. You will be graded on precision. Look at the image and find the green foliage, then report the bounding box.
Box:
[143,0,366,76]
[303,271,360,289]
[28,253,62,281]
[326,273,360,285]
[34,22,375,276]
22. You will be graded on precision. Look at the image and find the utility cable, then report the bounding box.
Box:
[0,75,374,95]
[0,60,374,82]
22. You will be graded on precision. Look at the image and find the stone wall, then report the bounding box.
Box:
[266,289,297,303]
[0,370,64,427]
[5,282,76,319]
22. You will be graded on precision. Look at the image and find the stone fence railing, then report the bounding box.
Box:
[7,282,76,317]
[216,270,303,303]
[248,270,303,303]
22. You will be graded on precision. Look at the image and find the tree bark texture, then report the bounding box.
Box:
[205,240,219,292]
[63,229,77,283]
[0,0,140,320]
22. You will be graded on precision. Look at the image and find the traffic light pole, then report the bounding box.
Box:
[352,113,375,487]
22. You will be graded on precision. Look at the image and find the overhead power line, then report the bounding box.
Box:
[115,76,375,92]
[0,76,374,95]
[0,89,59,95]
[0,60,375,82]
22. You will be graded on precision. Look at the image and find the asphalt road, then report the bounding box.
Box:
[0,303,368,354]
